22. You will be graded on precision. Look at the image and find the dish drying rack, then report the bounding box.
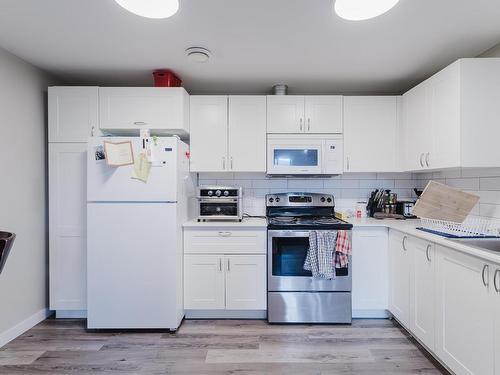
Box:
[418,216,500,238]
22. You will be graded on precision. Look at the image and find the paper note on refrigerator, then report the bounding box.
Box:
[104,141,134,167]
[131,152,152,183]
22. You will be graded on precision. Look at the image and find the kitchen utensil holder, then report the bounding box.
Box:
[419,216,500,238]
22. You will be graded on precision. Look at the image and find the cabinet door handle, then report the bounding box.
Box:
[299,118,303,132]
[425,152,430,167]
[230,157,233,170]
[222,157,226,170]
[482,264,489,287]
[91,125,95,137]
[133,121,147,126]
[346,156,350,171]
[218,231,232,237]
[307,118,311,131]
[494,269,500,293]
[419,153,425,168]
[227,258,230,272]
[402,236,408,251]
[219,258,222,272]
[426,244,432,262]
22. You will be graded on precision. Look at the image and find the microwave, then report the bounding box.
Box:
[267,134,343,176]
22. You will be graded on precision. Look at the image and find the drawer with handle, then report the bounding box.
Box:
[184,228,266,254]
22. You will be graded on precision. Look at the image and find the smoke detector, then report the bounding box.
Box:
[186,47,211,63]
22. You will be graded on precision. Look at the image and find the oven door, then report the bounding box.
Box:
[268,230,352,292]
[198,199,240,220]
[267,138,323,175]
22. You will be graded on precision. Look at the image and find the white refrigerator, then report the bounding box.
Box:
[86,136,194,330]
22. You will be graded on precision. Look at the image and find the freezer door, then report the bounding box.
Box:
[87,202,183,329]
[87,137,178,202]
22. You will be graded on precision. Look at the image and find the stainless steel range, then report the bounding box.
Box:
[266,192,353,324]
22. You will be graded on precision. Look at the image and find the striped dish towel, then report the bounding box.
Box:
[335,230,351,268]
[304,231,337,279]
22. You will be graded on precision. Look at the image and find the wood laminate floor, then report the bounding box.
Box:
[0,318,449,374]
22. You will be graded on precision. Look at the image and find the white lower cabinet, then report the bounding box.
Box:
[435,245,495,375]
[184,254,266,311]
[184,255,225,310]
[352,227,389,317]
[388,230,410,328]
[409,237,435,351]
[494,263,500,375]
[225,255,267,310]
[387,232,500,375]
[184,227,267,313]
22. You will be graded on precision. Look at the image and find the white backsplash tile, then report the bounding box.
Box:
[196,168,500,219]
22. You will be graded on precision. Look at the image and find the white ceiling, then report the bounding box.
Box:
[1,0,500,94]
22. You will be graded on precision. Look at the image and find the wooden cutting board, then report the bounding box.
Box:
[412,181,479,223]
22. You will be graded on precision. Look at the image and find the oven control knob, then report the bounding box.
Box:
[269,197,274,203]
[320,197,326,203]
[327,198,332,203]
[275,197,280,202]
[223,190,229,197]
[215,190,222,197]
[207,190,213,196]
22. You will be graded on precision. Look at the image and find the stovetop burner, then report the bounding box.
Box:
[265,192,353,230]
[267,216,350,229]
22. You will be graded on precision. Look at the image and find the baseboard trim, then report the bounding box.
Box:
[185,310,267,319]
[352,309,390,319]
[55,310,87,319]
[0,308,51,348]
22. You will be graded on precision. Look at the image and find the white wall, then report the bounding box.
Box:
[199,172,418,216]
[0,47,55,345]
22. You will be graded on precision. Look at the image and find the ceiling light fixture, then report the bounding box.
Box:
[114,0,179,19]
[334,0,400,21]
[186,47,212,63]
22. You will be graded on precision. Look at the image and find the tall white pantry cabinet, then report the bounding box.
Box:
[48,86,98,315]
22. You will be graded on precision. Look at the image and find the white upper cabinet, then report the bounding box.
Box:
[267,96,342,134]
[267,96,305,133]
[429,62,461,170]
[189,96,228,172]
[228,96,267,172]
[304,96,343,133]
[402,82,432,171]
[99,87,189,136]
[48,86,98,142]
[402,58,500,171]
[190,95,267,172]
[344,96,399,172]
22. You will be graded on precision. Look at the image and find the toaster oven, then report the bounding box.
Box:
[197,186,243,222]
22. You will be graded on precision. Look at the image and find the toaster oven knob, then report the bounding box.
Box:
[275,197,280,202]
[327,198,332,203]
[320,197,326,203]
[215,190,222,197]
[269,198,274,203]
[223,190,229,196]
[207,190,213,196]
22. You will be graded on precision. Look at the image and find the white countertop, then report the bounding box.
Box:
[347,217,500,264]
[183,217,267,228]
